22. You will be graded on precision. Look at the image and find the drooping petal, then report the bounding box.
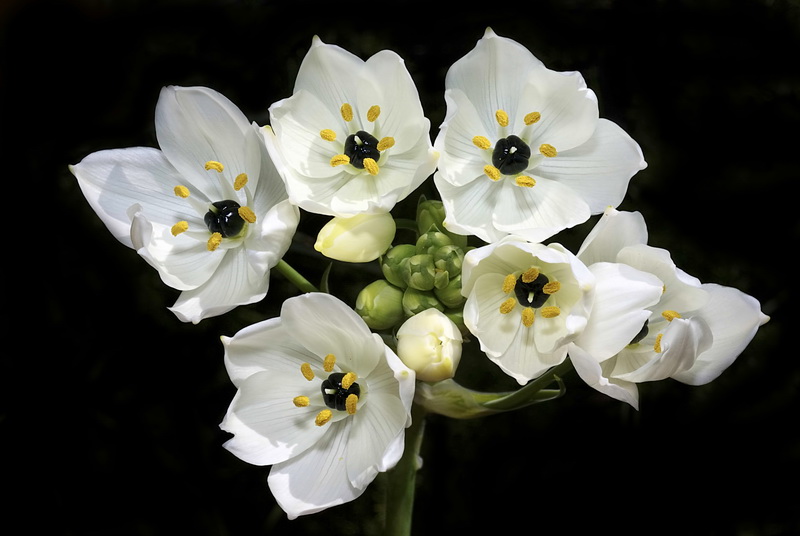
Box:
[569,345,640,410]
[577,207,649,266]
[70,147,188,248]
[673,284,770,385]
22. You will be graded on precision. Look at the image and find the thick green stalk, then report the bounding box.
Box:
[384,404,427,536]
[275,259,319,293]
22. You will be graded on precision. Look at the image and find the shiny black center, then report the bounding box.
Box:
[344,131,381,169]
[492,135,531,175]
[515,272,551,309]
[204,200,245,238]
[321,372,361,411]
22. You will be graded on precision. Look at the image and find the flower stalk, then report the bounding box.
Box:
[274,259,319,293]
[384,404,427,536]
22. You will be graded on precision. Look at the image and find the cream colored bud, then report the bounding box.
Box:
[396,308,463,383]
[314,213,396,263]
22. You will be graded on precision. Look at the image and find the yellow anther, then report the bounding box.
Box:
[524,111,541,125]
[539,144,558,158]
[320,129,337,141]
[340,103,354,122]
[502,274,517,294]
[331,154,350,167]
[521,267,540,283]
[341,372,357,390]
[363,158,379,176]
[540,306,561,318]
[345,394,359,415]
[300,363,315,381]
[515,176,536,188]
[323,354,336,373]
[315,409,333,426]
[662,310,682,322]
[234,173,248,191]
[472,135,492,150]
[484,165,502,181]
[499,297,517,314]
[205,160,224,172]
[521,307,535,327]
[377,137,395,151]
[367,105,381,122]
[207,232,223,251]
[171,221,189,236]
[293,396,310,407]
[543,281,561,295]
[495,109,509,127]
[653,333,664,353]
[238,206,256,224]
[174,185,190,198]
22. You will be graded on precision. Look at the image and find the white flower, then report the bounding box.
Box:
[396,308,463,382]
[70,86,299,323]
[219,293,415,519]
[433,28,646,244]
[460,237,662,384]
[264,36,439,217]
[570,207,770,409]
[314,212,396,263]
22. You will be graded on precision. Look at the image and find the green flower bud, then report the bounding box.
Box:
[416,198,447,235]
[355,279,405,330]
[433,244,464,277]
[403,254,436,291]
[380,244,416,289]
[434,273,465,308]
[416,229,452,256]
[402,287,444,317]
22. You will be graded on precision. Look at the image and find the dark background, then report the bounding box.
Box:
[3,0,798,534]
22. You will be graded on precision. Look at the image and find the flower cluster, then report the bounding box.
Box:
[71,28,769,524]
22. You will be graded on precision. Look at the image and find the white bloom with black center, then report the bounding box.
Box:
[219,293,415,519]
[70,86,299,323]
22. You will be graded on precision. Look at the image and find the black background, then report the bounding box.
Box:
[2,0,798,534]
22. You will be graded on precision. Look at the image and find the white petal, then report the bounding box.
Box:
[495,322,567,384]
[673,284,770,385]
[70,147,187,248]
[577,207,649,266]
[434,89,491,187]
[573,262,663,360]
[293,36,364,109]
[435,172,507,244]
[569,345,640,409]
[463,272,521,358]
[536,119,646,212]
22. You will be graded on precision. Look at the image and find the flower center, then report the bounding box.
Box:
[204,200,245,238]
[492,134,531,175]
[499,268,562,327]
[294,354,360,426]
[321,372,361,411]
[323,103,395,176]
[344,131,382,170]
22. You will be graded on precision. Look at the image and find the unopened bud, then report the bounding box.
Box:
[355,279,405,330]
[396,308,462,382]
[381,244,416,288]
[403,254,437,291]
[314,212,396,263]
[402,287,444,316]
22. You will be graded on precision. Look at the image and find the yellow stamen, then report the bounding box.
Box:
[540,306,561,318]
[521,267,540,283]
[205,160,224,172]
[300,363,315,381]
[484,165,502,181]
[662,310,682,322]
[207,232,223,251]
[320,129,337,141]
[515,176,536,188]
[495,109,509,127]
[340,103,354,122]
[377,137,395,151]
[543,281,561,295]
[323,354,336,373]
[341,372,357,390]
[363,158,379,176]
[472,135,492,150]
[653,333,664,353]
[521,307,535,327]
[171,221,189,236]
[331,154,350,167]
[524,111,541,125]
[238,206,256,224]
[315,409,333,426]
[367,105,381,122]
[499,297,517,314]
[173,185,190,198]
[233,173,248,191]
[345,394,358,415]
[293,396,310,407]
[502,274,517,294]
[539,144,558,158]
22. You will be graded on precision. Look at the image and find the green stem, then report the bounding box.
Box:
[384,404,427,536]
[275,259,319,293]
[481,359,573,411]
